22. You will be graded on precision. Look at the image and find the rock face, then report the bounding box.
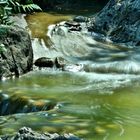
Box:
[1,127,81,140]
[88,0,140,47]
[0,25,33,79]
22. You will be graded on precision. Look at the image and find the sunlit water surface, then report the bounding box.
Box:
[0,71,140,140]
[1,5,140,140]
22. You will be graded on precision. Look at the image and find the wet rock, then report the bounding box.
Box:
[69,26,82,32]
[73,16,89,23]
[54,57,84,72]
[1,127,81,140]
[0,25,33,79]
[65,21,81,28]
[34,57,68,70]
[34,57,54,68]
[89,0,140,47]
[64,21,82,32]
[18,127,32,134]
[54,57,66,69]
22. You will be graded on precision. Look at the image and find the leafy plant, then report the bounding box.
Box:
[0,0,12,25]
[9,0,42,13]
[0,0,41,25]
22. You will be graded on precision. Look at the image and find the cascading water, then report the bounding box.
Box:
[49,23,140,74]
[0,3,140,140]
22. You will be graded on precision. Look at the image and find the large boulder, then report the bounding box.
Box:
[0,25,33,79]
[88,0,140,47]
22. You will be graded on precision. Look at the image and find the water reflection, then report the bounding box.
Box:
[0,71,140,139]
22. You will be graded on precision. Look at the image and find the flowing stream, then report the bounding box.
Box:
[0,4,140,140]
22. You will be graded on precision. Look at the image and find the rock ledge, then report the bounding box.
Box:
[1,127,81,140]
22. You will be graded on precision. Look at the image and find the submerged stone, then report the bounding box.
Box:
[0,93,57,115]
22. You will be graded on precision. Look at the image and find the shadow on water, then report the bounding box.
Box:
[34,0,109,15]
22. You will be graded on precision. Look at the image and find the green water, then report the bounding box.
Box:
[1,71,140,140]
[0,3,140,140]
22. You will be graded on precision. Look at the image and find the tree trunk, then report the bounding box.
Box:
[89,0,140,47]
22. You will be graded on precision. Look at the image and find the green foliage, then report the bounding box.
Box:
[9,0,42,13]
[0,0,12,25]
[20,4,42,12]
[0,0,41,25]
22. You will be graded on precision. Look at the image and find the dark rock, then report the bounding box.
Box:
[18,127,32,134]
[0,25,33,79]
[65,21,81,28]
[89,0,140,47]
[54,57,66,68]
[1,127,81,140]
[69,26,82,32]
[34,57,54,68]
[64,21,82,32]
